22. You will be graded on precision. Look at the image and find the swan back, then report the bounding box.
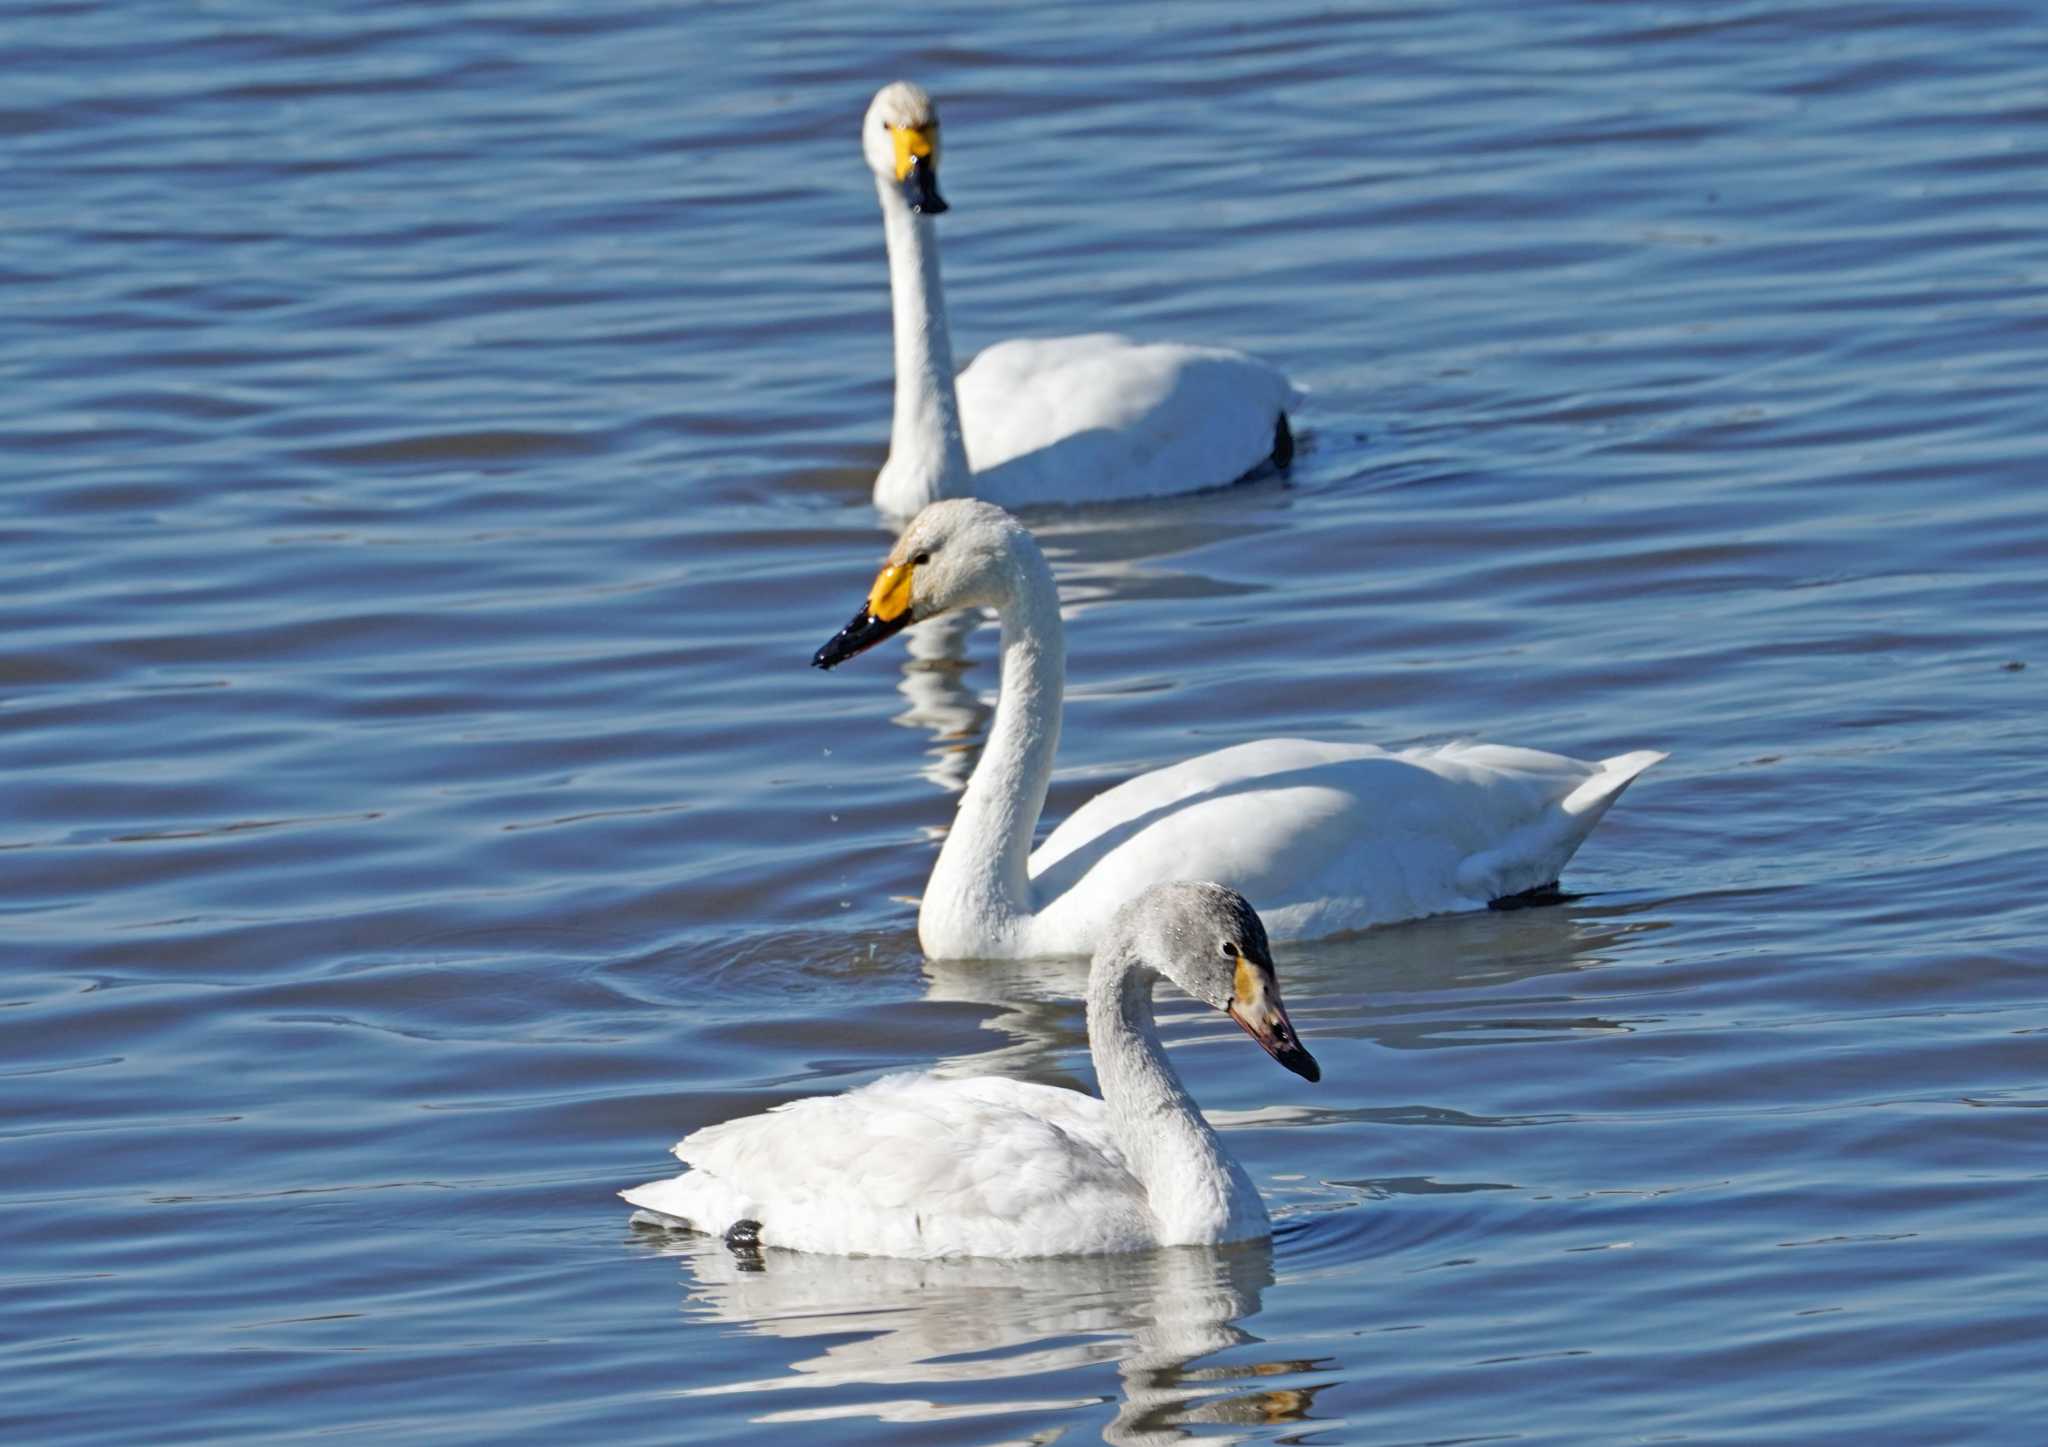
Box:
[958,335,1303,507]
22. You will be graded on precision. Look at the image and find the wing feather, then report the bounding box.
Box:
[1023,738,1658,949]
[625,1072,1154,1258]
[957,334,1299,505]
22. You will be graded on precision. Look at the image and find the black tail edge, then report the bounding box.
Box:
[1488,881,1581,911]
[1273,412,1295,470]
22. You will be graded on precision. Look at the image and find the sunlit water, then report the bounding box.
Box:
[6,2,2045,1442]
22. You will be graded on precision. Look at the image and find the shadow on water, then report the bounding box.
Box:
[919,893,1672,1083]
[1282,895,1673,1009]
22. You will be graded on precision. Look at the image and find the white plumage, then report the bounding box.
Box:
[954,334,1301,510]
[625,1073,1153,1257]
[813,500,1665,959]
[860,82,1300,517]
[1030,737,1666,949]
[624,883,1320,1259]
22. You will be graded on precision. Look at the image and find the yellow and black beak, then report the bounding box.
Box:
[813,560,916,669]
[892,124,947,215]
[1227,954,1320,1083]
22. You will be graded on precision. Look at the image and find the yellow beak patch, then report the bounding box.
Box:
[892,125,936,182]
[868,562,914,621]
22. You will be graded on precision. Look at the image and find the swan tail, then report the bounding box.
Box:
[1487,880,1570,911]
[1455,748,1664,904]
[620,1179,693,1222]
[1562,749,1668,817]
[621,1169,752,1236]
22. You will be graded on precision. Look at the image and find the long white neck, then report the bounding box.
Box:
[1087,949,1265,1247]
[918,544,1064,957]
[874,179,969,514]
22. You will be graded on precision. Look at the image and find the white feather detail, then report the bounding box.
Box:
[625,1072,1156,1258]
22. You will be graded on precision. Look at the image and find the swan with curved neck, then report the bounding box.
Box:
[815,499,1666,959]
[622,882,1319,1258]
[862,82,1302,517]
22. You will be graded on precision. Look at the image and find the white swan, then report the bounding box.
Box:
[623,882,1319,1258]
[814,499,1666,959]
[861,82,1302,517]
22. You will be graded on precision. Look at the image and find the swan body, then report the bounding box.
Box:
[813,499,1665,959]
[953,334,1302,511]
[1029,737,1665,951]
[623,883,1319,1259]
[862,82,1301,517]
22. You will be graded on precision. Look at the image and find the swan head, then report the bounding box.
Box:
[813,500,1033,668]
[863,81,948,215]
[1113,883,1321,1084]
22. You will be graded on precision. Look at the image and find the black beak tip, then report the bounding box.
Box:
[906,156,948,215]
[1232,1003,1320,1084]
[813,603,912,670]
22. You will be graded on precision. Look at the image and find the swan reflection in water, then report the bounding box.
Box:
[892,608,986,795]
[918,896,1670,1083]
[633,1229,1329,1443]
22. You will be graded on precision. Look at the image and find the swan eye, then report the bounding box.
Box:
[1219,941,1238,959]
[913,550,931,565]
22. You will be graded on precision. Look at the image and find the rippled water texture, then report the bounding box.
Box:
[6,2,2045,1442]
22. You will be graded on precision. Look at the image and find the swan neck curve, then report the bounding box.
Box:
[1087,946,1261,1246]
[919,540,1064,958]
[876,179,969,513]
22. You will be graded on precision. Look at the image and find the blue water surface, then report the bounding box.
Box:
[4,2,2044,1443]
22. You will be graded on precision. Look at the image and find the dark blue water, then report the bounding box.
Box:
[6,2,2045,1442]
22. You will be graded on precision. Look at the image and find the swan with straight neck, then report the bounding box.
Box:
[814,499,1667,960]
[861,81,1302,517]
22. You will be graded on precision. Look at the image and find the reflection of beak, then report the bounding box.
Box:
[1229,958,1320,1083]
[904,154,947,214]
[813,601,911,669]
